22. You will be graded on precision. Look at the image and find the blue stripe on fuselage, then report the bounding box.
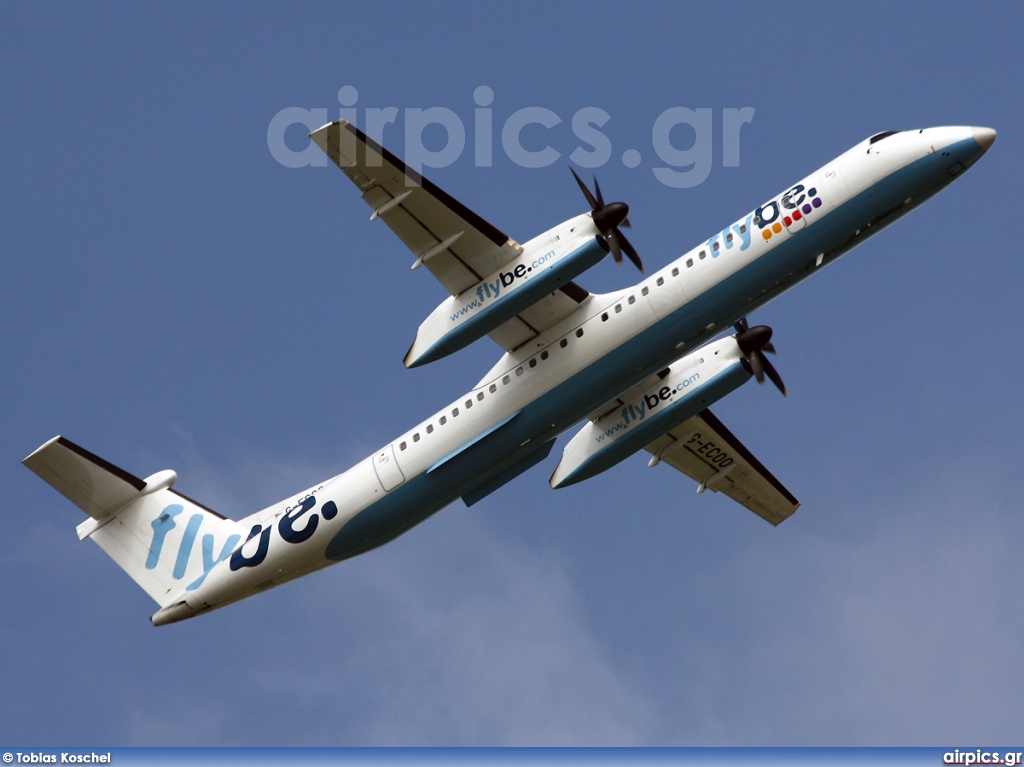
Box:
[324,136,984,562]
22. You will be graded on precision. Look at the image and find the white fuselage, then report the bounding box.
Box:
[154,126,994,624]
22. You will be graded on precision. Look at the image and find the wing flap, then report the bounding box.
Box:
[487,287,590,351]
[645,409,799,526]
[312,120,593,354]
[310,120,523,296]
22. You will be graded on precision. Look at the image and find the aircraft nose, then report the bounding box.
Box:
[972,127,997,152]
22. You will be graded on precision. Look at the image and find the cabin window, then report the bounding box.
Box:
[672,267,679,277]
[399,441,407,451]
[656,276,664,286]
[465,399,473,409]
[413,433,420,443]
[615,304,622,313]
[686,258,693,267]
[489,383,497,393]
[503,374,511,384]
[426,424,433,434]
[712,242,720,251]
[628,295,636,305]
[516,366,524,376]
[477,392,484,401]
[452,407,459,417]
[528,358,537,368]
[540,350,549,360]
[439,415,447,426]
[739,224,747,234]
[560,338,568,348]
[726,233,733,242]
[576,328,584,338]
[601,312,609,321]
[641,286,649,296]
[699,250,706,259]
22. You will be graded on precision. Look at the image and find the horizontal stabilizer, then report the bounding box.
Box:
[24,436,244,610]
[23,436,147,518]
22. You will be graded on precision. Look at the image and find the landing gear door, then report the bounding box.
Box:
[372,445,405,492]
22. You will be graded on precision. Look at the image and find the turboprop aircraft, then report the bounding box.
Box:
[24,121,996,625]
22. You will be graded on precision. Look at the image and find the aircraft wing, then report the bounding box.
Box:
[310,121,588,352]
[644,409,799,526]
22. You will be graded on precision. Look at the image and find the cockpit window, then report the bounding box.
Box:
[869,130,899,144]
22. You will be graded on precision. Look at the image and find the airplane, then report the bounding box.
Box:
[23,121,996,625]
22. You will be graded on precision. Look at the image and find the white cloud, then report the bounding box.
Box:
[655,477,1024,744]
[246,509,661,745]
[20,441,1023,747]
[94,440,660,745]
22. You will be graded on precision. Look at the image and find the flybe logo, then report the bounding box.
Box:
[450,251,557,323]
[474,251,556,305]
[229,494,338,572]
[704,214,753,258]
[754,183,823,241]
[146,504,241,591]
[594,374,701,443]
[145,493,340,590]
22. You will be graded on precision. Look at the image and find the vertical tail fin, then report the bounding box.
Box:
[23,437,244,608]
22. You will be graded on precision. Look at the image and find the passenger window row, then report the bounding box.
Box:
[397,256,700,452]
[398,325,566,451]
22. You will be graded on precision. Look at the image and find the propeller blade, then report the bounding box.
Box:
[605,230,624,264]
[618,231,644,272]
[733,318,786,396]
[568,168,642,272]
[593,201,630,231]
[759,352,787,396]
[748,349,765,384]
[736,324,772,357]
[570,167,599,210]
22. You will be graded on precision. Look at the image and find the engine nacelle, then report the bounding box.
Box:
[550,337,752,488]
[405,217,604,368]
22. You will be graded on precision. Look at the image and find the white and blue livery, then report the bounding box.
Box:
[24,123,996,624]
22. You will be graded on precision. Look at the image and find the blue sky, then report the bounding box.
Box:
[3,0,1023,746]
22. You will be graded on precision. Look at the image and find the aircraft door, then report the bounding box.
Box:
[372,445,406,492]
[820,161,851,207]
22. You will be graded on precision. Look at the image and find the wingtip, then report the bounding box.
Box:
[23,435,63,465]
[309,121,335,137]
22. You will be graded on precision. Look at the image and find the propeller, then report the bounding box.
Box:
[570,168,643,272]
[733,317,787,396]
